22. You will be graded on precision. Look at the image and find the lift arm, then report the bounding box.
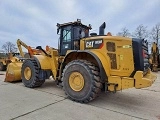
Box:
[17,39,29,57]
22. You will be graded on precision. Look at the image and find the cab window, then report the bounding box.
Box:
[63,29,71,42]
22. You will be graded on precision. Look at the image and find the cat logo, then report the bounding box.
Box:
[86,41,94,48]
[85,39,103,49]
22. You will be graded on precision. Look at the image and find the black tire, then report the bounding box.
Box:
[0,62,6,71]
[21,59,45,88]
[62,60,102,103]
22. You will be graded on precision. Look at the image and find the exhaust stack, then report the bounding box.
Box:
[99,22,106,35]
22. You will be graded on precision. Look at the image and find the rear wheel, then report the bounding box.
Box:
[62,60,102,103]
[21,59,45,88]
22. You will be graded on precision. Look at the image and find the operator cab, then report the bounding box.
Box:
[57,19,92,56]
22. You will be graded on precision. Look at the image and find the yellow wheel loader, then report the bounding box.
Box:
[11,20,157,103]
[150,42,160,71]
[0,53,20,71]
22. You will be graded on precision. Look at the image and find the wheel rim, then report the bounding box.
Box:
[24,67,32,80]
[69,72,84,91]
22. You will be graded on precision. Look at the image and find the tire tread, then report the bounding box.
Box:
[62,59,102,103]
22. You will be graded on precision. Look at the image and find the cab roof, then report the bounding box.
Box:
[57,19,92,29]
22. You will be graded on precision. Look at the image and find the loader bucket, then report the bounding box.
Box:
[4,61,23,82]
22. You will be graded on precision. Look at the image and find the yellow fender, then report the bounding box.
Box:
[33,55,58,80]
[89,50,111,77]
[62,50,111,82]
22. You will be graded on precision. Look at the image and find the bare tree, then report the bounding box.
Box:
[117,27,131,37]
[2,41,17,53]
[150,23,160,46]
[133,24,148,39]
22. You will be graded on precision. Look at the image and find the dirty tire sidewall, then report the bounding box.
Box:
[63,62,93,101]
[21,60,37,87]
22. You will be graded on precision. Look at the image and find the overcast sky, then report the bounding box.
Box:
[0,0,160,50]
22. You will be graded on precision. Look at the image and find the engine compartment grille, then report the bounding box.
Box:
[132,38,149,76]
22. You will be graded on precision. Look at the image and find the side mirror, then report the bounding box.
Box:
[57,29,59,34]
[57,23,60,34]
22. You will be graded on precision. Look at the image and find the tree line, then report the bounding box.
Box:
[0,41,17,53]
[0,41,17,58]
[117,23,160,47]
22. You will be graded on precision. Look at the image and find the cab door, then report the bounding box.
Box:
[59,27,72,56]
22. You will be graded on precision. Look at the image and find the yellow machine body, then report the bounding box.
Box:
[28,35,156,92]
[62,36,156,92]
[5,32,157,91]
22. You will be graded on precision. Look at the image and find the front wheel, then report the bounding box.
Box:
[21,59,45,88]
[62,60,102,103]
